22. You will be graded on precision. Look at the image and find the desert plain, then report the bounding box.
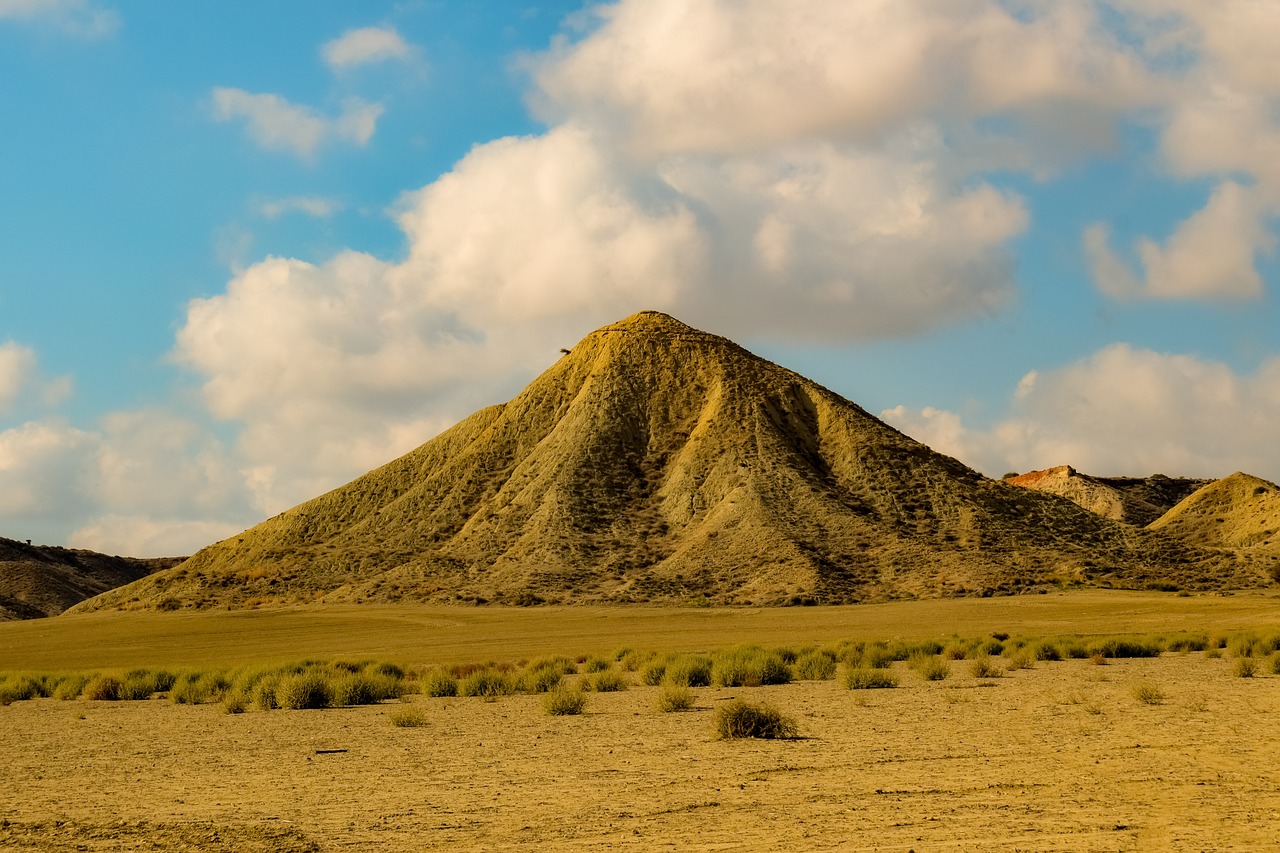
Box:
[3,591,1280,851]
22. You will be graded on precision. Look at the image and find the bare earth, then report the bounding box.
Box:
[4,652,1279,851]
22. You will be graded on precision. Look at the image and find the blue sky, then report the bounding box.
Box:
[1,0,1278,555]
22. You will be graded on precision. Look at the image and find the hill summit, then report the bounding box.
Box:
[75,312,1250,612]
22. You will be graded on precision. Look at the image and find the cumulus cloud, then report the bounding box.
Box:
[0,0,118,38]
[322,26,412,71]
[532,0,1158,158]
[255,196,343,219]
[0,410,256,555]
[884,345,1280,481]
[1085,182,1274,299]
[0,340,72,414]
[1084,0,1280,301]
[211,88,382,158]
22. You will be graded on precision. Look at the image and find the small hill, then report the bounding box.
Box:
[1008,467,1210,527]
[74,312,1250,613]
[0,537,183,620]
[1148,473,1280,552]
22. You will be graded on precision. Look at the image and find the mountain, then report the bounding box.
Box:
[1007,467,1210,528]
[73,312,1254,613]
[1148,473,1280,554]
[0,537,183,620]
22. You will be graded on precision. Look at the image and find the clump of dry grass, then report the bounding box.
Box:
[458,668,518,700]
[793,650,837,681]
[710,646,792,687]
[714,699,798,740]
[275,672,333,710]
[843,668,898,690]
[968,655,1002,679]
[656,684,695,713]
[389,705,429,727]
[1132,682,1165,705]
[82,674,124,701]
[1233,657,1258,678]
[420,669,459,697]
[585,671,629,692]
[912,655,950,682]
[543,686,587,716]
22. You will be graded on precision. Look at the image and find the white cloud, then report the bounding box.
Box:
[884,345,1280,481]
[255,196,342,219]
[0,0,118,38]
[322,26,412,71]
[1085,181,1275,300]
[531,0,1159,158]
[0,410,256,556]
[0,340,73,415]
[211,88,383,158]
[1084,0,1280,302]
[0,342,35,412]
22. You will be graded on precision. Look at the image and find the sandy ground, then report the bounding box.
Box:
[3,653,1280,851]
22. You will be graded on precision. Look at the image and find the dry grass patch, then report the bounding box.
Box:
[543,686,586,716]
[843,668,898,690]
[714,699,799,740]
[656,684,695,713]
[389,705,429,727]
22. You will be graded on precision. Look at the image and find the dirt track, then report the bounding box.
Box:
[3,652,1279,851]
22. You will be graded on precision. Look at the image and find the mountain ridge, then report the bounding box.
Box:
[72,311,1265,613]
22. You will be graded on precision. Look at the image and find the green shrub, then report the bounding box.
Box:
[583,657,611,673]
[714,699,799,740]
[793,651,837,681]
[1234,657,1258,678]
[1029,640,1062,662]
[656,684,695,713]
[251,676,281,710]
[968,655,1002,679]
[639,657,668,686]
[543,686,587,716]
[586,671,629,692]
[662,655,712,687]
[843,668,898,689]
[333,672,400,706]
[518,665,563,694]
[1088,637,1162,659]
[276,672,333,710]
[711,647,792,687]
[119,669,174,701]
[458,669,517,699]
[83,674,124,701]
[52,674,90,700]
[170,671,230,705]
[913,655,950,681]
[389,705,428,727]
[420,670,459,698]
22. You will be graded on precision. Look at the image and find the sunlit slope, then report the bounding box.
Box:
[1148,473,1280,553]
[74,312,1239,612]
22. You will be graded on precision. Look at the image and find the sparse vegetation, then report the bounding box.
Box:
[1132,682,1165,705]
[968,655,1002,679]
[843,668,899,690]
[714,699,799,740]
[656,684,695,712]
[912,655,950,681]
[543,686,587,716]
[585,670,629,692]
[389,705,429,727]
[1233,657,1258,678]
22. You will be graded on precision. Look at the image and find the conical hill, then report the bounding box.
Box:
[1148,473,1280,551]
[73,312,1240,611]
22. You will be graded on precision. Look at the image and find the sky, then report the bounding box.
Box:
[1,0,1278,557]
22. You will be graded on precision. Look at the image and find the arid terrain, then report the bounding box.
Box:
[3,646,1279,851]
[4,593,1280,850]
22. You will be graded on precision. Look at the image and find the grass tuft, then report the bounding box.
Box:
[714,699,799,740]
[656,684,695,713]
[1132,682,1165,705]
[389,705,429,727]
[543,686,587,716]
[843,668,899,690]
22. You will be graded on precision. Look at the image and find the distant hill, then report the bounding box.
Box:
[1148,473,1280,552]
[74,312,1261,614]
[1008,467,1210,528]
[0,537,183,620]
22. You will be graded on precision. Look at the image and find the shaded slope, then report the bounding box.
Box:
[0,537,183,620]
[75,312,1243,612]
[1148,473,1280,551]
[1009,467,1210,527]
